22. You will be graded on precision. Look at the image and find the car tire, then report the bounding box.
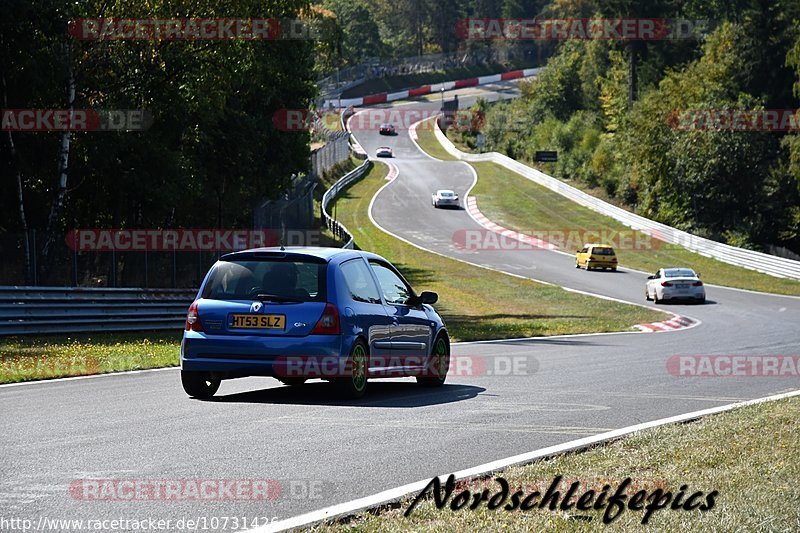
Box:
[653,293,660,304]
[181,370,221,399]
[335,339,369,399]
[645,288,652,301]
[697,297,706,305]
[280,378,307,387]
[417,333,449,387]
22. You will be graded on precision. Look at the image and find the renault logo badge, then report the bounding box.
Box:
[250,301,262,313]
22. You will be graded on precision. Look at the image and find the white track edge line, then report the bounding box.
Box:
[0,366,178,388]
[244,388,800,532]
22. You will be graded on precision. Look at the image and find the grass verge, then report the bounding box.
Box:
[470,162,800,296]
[413,120,456,161]
[313,395,800,531]
[0,331,181,384]
[332,162,665,342]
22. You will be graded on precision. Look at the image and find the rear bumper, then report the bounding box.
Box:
[659,287,705,300]
[586,260,616,268]
[181,332,348,377]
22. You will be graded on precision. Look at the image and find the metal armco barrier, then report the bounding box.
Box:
[0,286,196,336]
[433,120,800,280]
[321,160,373,249]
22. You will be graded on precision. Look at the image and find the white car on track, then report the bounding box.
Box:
[646,267,706,304]
[431,190,459,208]
[376,146,393,158]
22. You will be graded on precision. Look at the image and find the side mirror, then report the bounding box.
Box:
[420,291,438,304]
[647,275,656,280]
[576,250,581,253]
[697,272,701,278]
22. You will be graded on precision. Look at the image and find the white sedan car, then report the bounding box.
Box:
[431,190,459,208]
[376,146,393,158]
[646,268,706,304]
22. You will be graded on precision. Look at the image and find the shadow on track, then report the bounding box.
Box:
[209,381,485,408]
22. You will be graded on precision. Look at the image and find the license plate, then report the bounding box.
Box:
[230,314,285,329]
[675,284,689,289]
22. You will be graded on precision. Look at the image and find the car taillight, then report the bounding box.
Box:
[185,301,204,332]
[661,281,672,287]
[692,281,703,286]
[611,257,617,262]
[311,303,340,335]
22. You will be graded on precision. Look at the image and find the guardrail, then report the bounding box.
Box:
[0,286,196,336]
[321,160,372,249]
[433,119,800,281]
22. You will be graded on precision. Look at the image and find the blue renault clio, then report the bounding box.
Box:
[181,247,449,399]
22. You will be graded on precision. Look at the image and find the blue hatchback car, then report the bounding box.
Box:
[181,247,450,399]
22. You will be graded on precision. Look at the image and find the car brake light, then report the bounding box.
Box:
[611,257,617,262]
[692,281,703,286]
[311,303,340,335]
[661,281,672,287]
[185,301,204,332]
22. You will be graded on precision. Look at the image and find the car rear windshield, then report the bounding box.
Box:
[440,192,454,197]
[201,259,326,301]
[592,247,615,255]
[664,268,696,278]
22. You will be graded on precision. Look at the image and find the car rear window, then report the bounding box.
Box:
[201,259,326,301]
[440,192,454,197]
[664,268,696,278]
[592,247,615,255]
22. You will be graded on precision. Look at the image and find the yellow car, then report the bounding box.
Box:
[575,244,618,271]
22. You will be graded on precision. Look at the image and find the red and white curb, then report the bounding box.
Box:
[635,314,697,332]
[345,112,368,157]
[384,162,399,181]
[466,196,558,251]
[326,67,541,108]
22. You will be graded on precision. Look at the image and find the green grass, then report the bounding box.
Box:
[331,162,666,342]
[0,331,181,384]
[313,396,800,532]
[470,162,800,296]
[413,119,456,161]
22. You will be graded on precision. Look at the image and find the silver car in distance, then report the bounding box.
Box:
[431,189,459,208]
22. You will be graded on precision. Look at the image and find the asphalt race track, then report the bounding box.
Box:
[2,83,798,527]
